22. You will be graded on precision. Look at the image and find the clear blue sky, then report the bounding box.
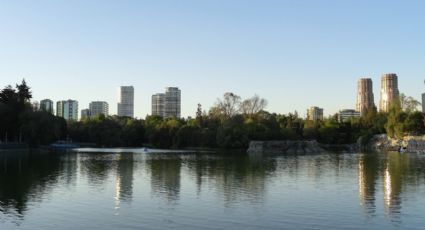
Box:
[1,0,424,118]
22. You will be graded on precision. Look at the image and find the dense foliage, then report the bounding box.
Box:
[0,81,67,146]
[68,92,425,149]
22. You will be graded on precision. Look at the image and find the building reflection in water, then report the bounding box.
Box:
[358,152,412,223]
[382,153,409,221]
[358,154,379,216]
[114,153,134,215]
[61,152,78,187]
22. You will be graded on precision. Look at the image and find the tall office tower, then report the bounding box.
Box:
[164,87,181,118]
[422,93,425,113]
[151,93,165,117]
[379,74,400,112]
[307,106,324,121]
[89,101,109,117]
[356,78,375,115]
[40,99,54,114]
[57,100,79,121]
[118,86,134,118]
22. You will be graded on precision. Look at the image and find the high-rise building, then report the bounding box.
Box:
[356,78,375,115]
[422,93,425,113]
[380,73,400,112]
[40,99,54,114]
[57,100,79,121]
[152,93,165,117]
[164,87,181,118]
[338,109,361,123]
[118,86,134,118]
[307,106,323,121]
[89,101,109,117]
[81,109,90,120]
[151,87,181,118]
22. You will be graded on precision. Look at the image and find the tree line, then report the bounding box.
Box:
[1,81,425,148]
[0,80,67,146]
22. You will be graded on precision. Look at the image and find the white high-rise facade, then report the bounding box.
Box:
[164,87,181,118]
[89,101,109,117]
[118,86,134,118]
[57,100,79,121]
[422,93,425,113]
[152,93,165,117]
[151,87,181,118]
[307,106,324,121]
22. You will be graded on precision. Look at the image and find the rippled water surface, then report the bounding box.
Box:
[1,149,425,229]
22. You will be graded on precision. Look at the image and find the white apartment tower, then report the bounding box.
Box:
[151,87,181,118]
[152,93,165,117]
[164,87,181,118]
[422,93,425,113]
[118,86,134,118]
[307,106,324,122]
[89,101,109,117]
[57,100,79,121]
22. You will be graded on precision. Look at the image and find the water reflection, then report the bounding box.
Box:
[146,154,182,203]
[114,153,134,214]
[187,154,276,206]
[0,151,61,220]
[358,154,379,216]
[80,153,114,187]
[0,149,425,229]
[382,153,410,222]
[357,152,423,224]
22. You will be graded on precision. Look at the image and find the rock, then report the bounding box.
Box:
[369,134,425,153]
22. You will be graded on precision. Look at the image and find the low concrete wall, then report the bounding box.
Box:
[247,140,326,155]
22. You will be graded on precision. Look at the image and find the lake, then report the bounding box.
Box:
[1,149,425,229]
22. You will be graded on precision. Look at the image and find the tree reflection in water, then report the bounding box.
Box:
[0,151,62,222]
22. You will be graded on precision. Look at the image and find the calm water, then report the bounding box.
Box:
[1,149,425,230]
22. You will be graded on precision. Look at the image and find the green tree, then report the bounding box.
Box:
[385,101,407,139]
[400,93,421,112]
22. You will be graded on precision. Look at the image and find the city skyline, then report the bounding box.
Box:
[12,74,425,119]
[30,74,422,119]
[1,1,425,117]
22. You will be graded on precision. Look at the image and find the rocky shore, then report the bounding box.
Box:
[369,134,425,153]
[247,140,326,155]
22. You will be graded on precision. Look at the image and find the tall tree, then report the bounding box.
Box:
[400,93,421,112]
[240,95,268,117]
[214,92,241,118]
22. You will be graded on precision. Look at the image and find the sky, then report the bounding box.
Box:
[1,0,425,118]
